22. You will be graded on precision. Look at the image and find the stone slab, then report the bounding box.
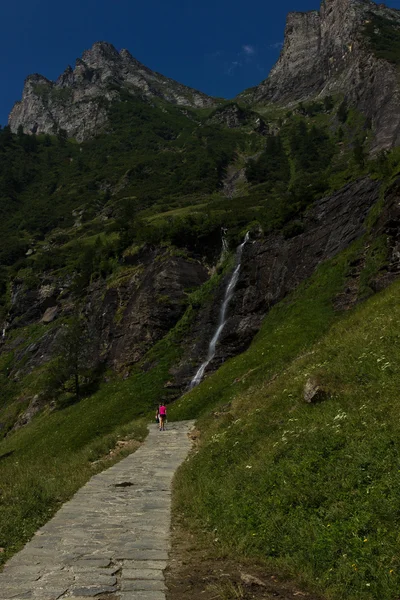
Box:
[0,422,194,599]
[117,592,165,600]
[123,568,164,580]
[71,585,117,596]
[121,579,166,591]
[123,560,167,570]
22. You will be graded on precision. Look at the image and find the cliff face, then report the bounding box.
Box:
[174,177,381,386]
[10,0,400,148]
[240,0,400,151]
[8,42,215,141]
[7,173,400,424]
[3,249,208,384]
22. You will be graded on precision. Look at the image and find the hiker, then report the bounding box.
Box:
[158,402,167,431]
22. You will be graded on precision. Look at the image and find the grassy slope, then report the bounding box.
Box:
[171,243,400,600]
[0,94,398,590]
[0,267,225,566]
[0,327,181,563]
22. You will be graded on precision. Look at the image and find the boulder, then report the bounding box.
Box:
[41,306,58,323]
[304,378,328,404]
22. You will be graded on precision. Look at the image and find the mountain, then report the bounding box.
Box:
[4,1,400,598]
[238,0,400,151]
[10,0,400,151]
[8,41,216,141]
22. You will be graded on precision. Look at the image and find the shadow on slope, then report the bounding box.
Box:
[171,244,400,600]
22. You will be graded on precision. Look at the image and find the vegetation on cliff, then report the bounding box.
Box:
[1,77,400,600]
[172,242,400,600]
[364,12,400,64]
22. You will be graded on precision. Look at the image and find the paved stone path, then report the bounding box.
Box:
[0,421,194,600]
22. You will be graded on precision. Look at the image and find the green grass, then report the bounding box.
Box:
[170,245,356,422]
[171,244,400,600]
[0,262,227,566]
[0,320,183,565]
[146,203,208,222]
[364,12,400,64]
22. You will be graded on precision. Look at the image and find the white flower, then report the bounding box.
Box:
[333,411,347,421]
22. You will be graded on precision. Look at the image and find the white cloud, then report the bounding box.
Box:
[270,41,284,50]
[242,44,256,56]
[227,60,242,75]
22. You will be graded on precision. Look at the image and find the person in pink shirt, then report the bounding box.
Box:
[158,403,167,431]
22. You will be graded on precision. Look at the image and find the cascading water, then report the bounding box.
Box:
[221,227,229,260]
[190,232,250,389]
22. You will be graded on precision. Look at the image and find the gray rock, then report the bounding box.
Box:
[121,579,166,591]
[11,395,43,431]
[238,0,400,152]
[41,306,58,324]
[177,177,380,386]
[122,568,164,580]
[304,378,328,404]
[71,586,116,596]
[9,42,215,141]
[87,248,208,372]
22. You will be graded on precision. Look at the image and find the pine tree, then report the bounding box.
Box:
[46,315,93,401]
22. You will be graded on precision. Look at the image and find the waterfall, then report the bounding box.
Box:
[190,232,250,390]
[221,227,229,260]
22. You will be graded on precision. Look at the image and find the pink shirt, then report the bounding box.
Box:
[159,405,167,416]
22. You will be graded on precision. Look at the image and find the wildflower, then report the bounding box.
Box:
[246,465,252,469]
[364,538,368,542]
[390,569,394,574]
[334,411,347,421]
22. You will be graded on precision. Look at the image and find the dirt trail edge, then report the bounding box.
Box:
[0,420,195,600]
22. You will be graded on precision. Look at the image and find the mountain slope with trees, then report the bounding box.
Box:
[2,1,400,598]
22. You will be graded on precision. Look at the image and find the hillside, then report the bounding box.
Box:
[2,0,400,598]
[238,0,400,151]
[9,41,216,140]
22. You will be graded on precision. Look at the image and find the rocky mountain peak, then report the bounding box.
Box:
[239,0,400,151]
[81,41,122,69]
[9,41,215,141]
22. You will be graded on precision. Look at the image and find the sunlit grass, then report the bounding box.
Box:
[173,249,400,600]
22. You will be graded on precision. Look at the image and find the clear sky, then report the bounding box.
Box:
[2,0,400,126]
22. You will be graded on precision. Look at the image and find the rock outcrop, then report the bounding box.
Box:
[239,0,400,151]
[9,42,215,141]
[2,248,208,381]
[8,175,400,416]
[177,177,381,384]
[87,249,208,372]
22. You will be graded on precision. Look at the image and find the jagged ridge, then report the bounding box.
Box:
[238,0,400,151]
[9,41,216,141]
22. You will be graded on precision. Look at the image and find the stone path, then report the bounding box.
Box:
[0,421,194,600]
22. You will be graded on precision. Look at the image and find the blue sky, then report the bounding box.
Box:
[2,0,400,126]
